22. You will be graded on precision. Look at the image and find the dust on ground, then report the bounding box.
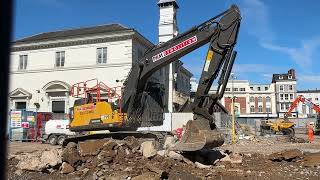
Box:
[7,134,320,180]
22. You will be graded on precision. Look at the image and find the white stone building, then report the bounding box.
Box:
[272,69,298,118]
[9,24,154,113]
[9,0,193,114]
[296,89,320,118]
[219,80,277,118]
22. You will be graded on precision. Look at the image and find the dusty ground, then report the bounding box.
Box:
[7,133,320,180]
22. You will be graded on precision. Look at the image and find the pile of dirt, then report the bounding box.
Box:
[7,137,320,179]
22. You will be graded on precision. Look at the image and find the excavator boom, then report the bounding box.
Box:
[122,5,241,151]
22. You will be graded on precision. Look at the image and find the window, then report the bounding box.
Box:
[288,75,292,79]
[19,55,28,70]
[290,94,293,100]
[266,106,271,113]
[285,94,289,100]
[233,88,238,91]
[281,103,285,110]
[316,97,319,101]
[250,96,254,102]
[226,88,230,91]
[279,75,283,79]
[55,51,65,67]
[240,88,245,91]
[265,87,269,91]
[258,105,263,113]
[266,96,271,103]
[235,106,239,114]
[257,87,261,91]
[97,47,107,64]
[250,106,255,113]
[302,105,306,114]
[289,85,293,90]
[285,103,290,110]
[258,96,262,102]
[250,87,253,90]
[280,94,284,100]
[279,85,284,91]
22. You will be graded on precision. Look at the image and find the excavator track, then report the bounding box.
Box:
[62,131,168,148]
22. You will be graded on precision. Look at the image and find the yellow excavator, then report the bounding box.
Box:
[65,5,241,151]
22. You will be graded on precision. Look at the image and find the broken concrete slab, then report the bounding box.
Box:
[62,142,82,166]
[60,162,75,174]
[195,162,211,169]
[79,139,107,156]
[40,148,62,167]
[140,141,157,158]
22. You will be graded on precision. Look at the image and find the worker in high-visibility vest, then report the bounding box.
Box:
[308,122,315,143]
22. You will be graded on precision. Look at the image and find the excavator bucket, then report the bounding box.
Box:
[170,120,224,151]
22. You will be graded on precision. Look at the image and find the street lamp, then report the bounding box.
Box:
[230,73,237,144]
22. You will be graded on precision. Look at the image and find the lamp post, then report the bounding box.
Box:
[230,73,237,144]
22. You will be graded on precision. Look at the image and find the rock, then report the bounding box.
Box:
[17,156,47,171]
[14,169,23,176]
[246,170,251,174]
[124,136,140,150]
[80,168,90,177]
[125,148,130,155]
[195,162,211,169]
[79,139,107,156]
[269,149,303,162]
[40,149,62,167]
[60,162,74,174]
[103,140,118,151]
[163,136,176,149]
[97,170,104,177]
[132,172,159,180]
[157,150,166,156]
[146,163,164,174]
[170,171,201,180]
[230,153,242,164]
[62,142,82,166]
[167,151,193,164]
[140,141,157,158]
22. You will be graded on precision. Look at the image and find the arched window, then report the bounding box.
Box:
[250,106,255,113]
[258,105,263,113]
[266,96,271,103]
[258,96,262,102]
[250,96,254,102]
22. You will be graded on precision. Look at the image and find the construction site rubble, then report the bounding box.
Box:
[7,137,320,179]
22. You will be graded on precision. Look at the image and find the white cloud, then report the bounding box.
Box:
[261,37,320,69]
[238,0,274,43]
[237,0,320,69]
[299,75,320,83]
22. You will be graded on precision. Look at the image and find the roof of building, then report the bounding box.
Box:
[158,0,177,4]
[297,89,320,93]
[272,69,296,83]
[157,0,179,8]
[14,23,132,44]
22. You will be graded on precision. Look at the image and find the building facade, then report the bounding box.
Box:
[272,69,298,118]
[220,80,277,119]
[9,0,193,115]
[296,89,320,118]
[9,24,154,113]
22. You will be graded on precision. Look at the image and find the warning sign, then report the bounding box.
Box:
[11,111,22,128]
[21,122,29,129]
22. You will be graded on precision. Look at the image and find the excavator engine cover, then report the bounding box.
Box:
[171,120,224,151]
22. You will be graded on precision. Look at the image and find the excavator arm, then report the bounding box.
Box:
[122,5,241,151]
[286,95,320,118]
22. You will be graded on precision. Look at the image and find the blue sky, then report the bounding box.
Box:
[14,0,320,90]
